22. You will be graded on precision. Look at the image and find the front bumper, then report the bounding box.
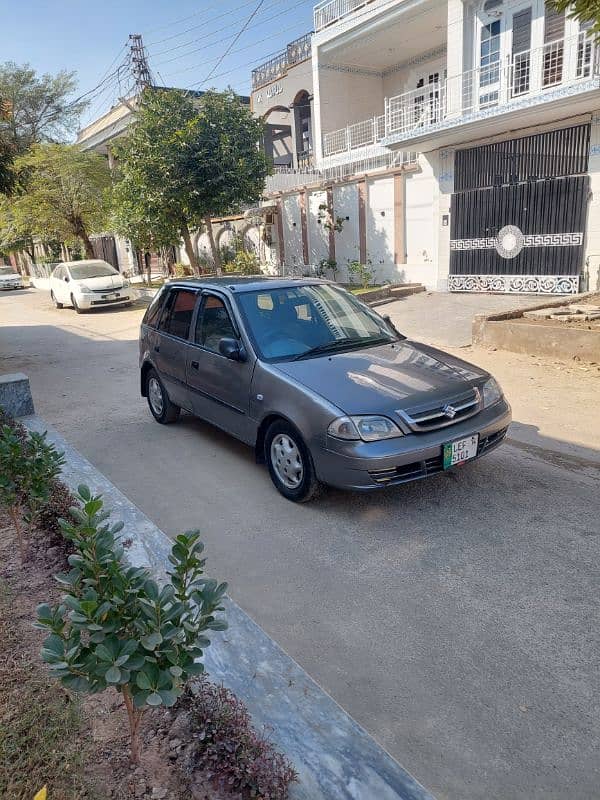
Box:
[0,281,23,290]
[77,290,133,309]
[313,399,512,490]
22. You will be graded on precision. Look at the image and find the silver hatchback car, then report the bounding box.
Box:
[139,277,511,502]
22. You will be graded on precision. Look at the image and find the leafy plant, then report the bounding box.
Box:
[173,262,193,277]
[0,423,65,561]
[347,259,374,290]
[37,479,76,553]
[318,258,338,281]
[36,486,228,763]
[317,203,344,233]
[232,249,260,275]
[181,678,297,799]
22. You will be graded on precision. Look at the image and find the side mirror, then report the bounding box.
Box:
[219,337,246,362]
[64,275,70,282]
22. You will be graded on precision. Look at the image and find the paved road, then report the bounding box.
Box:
[2,288,599,800]
[385,292,542,348]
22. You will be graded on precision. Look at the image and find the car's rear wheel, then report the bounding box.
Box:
[71,293,84,314]
[51,290,63,309]
[265,420,321,502]
[146,368,180,424]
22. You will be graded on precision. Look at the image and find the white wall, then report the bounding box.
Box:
[282,194,304,266]
[307,189,329,265]
[585,115,600,291]
[405,156,437,268]
[333,183,360,272]
[318,68,384,136]
[365,175,396,283]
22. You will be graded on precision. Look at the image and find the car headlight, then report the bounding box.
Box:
[482,377,503,408]
[328,415,403,442]
[77,283,93,293]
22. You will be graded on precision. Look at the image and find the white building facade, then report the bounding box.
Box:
[258,0,600,292]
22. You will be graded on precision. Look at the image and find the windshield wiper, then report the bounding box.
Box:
[293,335,395,361]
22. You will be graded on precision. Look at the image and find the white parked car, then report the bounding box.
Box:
[0,265,24,290]
[50,259,134,313]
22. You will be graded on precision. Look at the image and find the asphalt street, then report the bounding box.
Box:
[1,287,598,800]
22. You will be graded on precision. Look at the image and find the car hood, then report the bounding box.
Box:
[0,273,21,280]
[274,340,488,415]
[75,275,123,290]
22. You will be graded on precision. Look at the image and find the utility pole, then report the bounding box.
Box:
[128,34,153,93]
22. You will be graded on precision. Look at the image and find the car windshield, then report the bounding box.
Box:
[69,262,116,279]
[236,283,398,362]
[0,266,15,275]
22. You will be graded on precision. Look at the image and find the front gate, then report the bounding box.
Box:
[449,124,590,294]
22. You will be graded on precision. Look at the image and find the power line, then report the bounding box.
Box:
[152,0,311,69]
[202,0,268,85]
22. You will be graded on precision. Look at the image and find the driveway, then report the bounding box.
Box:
[385,292,542,347]
[1,288,599,800]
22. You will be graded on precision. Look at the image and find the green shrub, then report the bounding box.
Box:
[0,421,65,561]
[173,262,193,277]
[36,486,228,763]
[347,259,374,290]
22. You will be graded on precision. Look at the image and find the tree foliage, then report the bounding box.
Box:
[5,144,111,258]
[112,88,268,273]
[37,486,228,762]
[0,62,87,193]
[548,0,600,34]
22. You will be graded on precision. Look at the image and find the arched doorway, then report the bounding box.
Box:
[262,105,293,168]
[292,90,313,168]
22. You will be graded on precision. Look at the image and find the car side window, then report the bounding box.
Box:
[158,289,197,340]
[54,266,63,280]
[143,289,166,328]
[195,295,236,353]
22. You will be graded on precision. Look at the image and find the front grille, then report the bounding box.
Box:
[368,426,509,487]
[91,296,127,306]
[399,389,481,432]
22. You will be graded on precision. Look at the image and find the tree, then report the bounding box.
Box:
[0,63,87,153]
[113,88,268,274]
[0,193,37,262]
[7,144,111,258]
[37,486,228,763]
[548,0,600,34]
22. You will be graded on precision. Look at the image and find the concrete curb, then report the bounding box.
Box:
[472,291,600,360]
[14,405,435,800]
[0,372,34,416]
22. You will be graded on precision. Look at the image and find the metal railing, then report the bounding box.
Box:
[314,0,391,31]
[265,166,324,193]
[252,32,313,90]
[386,31,599,139]
[323,114,385,156]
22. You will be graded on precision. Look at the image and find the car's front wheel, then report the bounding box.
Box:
[265,420,321,502]
[146,368,180,424]
[51,290,63,309]
[71,293,85,314]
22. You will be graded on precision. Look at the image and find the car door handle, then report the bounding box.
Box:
[153,345,160,352]
[191,360,199,370]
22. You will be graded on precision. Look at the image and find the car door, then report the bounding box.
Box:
[186,291,256,443]
[153,287,199,411]
[53,266,67,302]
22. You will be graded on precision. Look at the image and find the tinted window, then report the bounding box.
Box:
[53,266,64,279]
[158,289,197,340]
[195,295,236,352]
[143,289,166,328]
[0,266,14,275]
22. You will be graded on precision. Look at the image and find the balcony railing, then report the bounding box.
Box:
[314,0,392,32]
[252,33,313,90]
[265,166,323,193]
[323,115,385,156]
[386,31,599,140]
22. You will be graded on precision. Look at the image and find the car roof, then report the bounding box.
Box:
[164,275,333,293]
[59,259,113,269]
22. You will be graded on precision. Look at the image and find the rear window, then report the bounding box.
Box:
[158,289,198,340]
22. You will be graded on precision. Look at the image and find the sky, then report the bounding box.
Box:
[1,0,316,126]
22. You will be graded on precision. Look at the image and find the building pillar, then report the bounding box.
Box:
[290,103,301,169]
[394,172,406,265]
[446,0,465,118]
[300,190,309,265]
[358,180,367,264]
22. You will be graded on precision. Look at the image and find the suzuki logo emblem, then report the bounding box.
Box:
[442,404,457,419]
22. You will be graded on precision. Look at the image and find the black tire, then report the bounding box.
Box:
[145,368,180,424]
[71,293,84,314]
[51,290,63,309]
[265,420,322,503]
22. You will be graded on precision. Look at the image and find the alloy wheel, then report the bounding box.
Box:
[148,376,164,416]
